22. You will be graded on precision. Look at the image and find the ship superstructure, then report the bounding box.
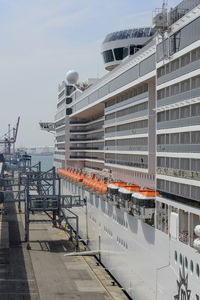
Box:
[43,1,200,299]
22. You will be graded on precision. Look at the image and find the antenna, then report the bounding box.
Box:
[152,0,169,60]
[162,0,168,10]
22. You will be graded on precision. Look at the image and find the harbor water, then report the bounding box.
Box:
[31,154,53,171]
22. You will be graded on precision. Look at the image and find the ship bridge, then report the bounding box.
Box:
[39,121,55,133]
[101,27,155,71]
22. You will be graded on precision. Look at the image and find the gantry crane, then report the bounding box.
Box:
[0,117,20,154]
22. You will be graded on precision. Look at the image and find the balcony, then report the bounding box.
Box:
[105,128,148,138]
[70,127,104,134]
[157,87,200,108]
[70,137,103,142]
[157,167,200,181]
[69,156,104,163]
[105,145,148,152]
[70,117,104,126]
[105,159,148,169]
[157,144,200,153]
[70,147,104,152]
[105,92,148,114]
[157,116,200,130]
[105,110,148,126]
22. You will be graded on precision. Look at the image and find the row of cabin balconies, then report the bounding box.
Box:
[70,138,104,143]
[157,144,200,153]
[104,109,148,126]
[105,159,148,169]
[69,116,104,126]
[68,145,147,153]
[69,155,104,164]
[70,127,104,135]
[157,167,200,182]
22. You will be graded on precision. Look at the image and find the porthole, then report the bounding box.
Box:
[190,260,194,274]
[185,257,188,270]
[196,264,200,278]
[174,251,178,263]
[179,254,183,265]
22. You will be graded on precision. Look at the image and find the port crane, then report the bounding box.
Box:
[0,117,20,154]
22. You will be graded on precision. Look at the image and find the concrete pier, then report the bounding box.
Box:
[0,202,129,300]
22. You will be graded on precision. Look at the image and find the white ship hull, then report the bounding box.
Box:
[48,2,200,299]
[62,179,200,300]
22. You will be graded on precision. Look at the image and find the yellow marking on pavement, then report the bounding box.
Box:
[74,257,82,262]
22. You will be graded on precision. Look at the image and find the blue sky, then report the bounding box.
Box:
[0,0,180,147]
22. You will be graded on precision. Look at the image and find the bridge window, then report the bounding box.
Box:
[103,50,114,63]
[114,47,128,61]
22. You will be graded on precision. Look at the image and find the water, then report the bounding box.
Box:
[31,154,53,171]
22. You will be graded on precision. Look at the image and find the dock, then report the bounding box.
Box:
[0,161,129,300]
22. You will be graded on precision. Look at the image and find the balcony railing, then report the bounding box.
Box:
[157,144,200,153]
[105,92,148,113]
[70,127,103,133]
[105,145,148,152]
[70,156,102,160]
[157,116,200,130]
[157,167,200,181]
[105,128,148,138]
[105,159,148,169]
[70,147,100,150]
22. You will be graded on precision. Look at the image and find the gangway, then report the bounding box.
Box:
[1,159,84,250]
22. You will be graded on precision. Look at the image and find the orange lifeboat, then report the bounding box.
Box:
[131,190,158,219]
[86,174,95,188]
[133,190,158,198]
[91,178,101,191]
[82,174,91,187]
[72,170,78,181]
[111,181,126,187]
[74,171,80,182]
[69,170,74,180]
[95,180,103,193]
[76,172,85,183]
[107,182,129,197]
[64,169,68,177]
[66,169,71,178]
[99,181,107,194]
[88,176,96,189]
[118,185,140,201]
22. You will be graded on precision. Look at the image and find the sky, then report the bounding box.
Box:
[0,0,180,148]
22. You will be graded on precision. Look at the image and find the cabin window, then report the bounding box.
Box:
[196,264,200,278]
[190,260,194,274]
[185,257,188,270]
[174,251,178,263]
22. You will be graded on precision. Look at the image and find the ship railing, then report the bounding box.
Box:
[179,232,198,247]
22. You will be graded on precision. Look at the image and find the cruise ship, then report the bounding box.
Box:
[40,1,200,299]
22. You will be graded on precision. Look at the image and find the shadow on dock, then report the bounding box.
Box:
[29,239,75,253]
[0,202,39,300]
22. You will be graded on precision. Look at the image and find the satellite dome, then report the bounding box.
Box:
[193,238,200,251]
[66,70,79,85]
[194,225,200,237]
